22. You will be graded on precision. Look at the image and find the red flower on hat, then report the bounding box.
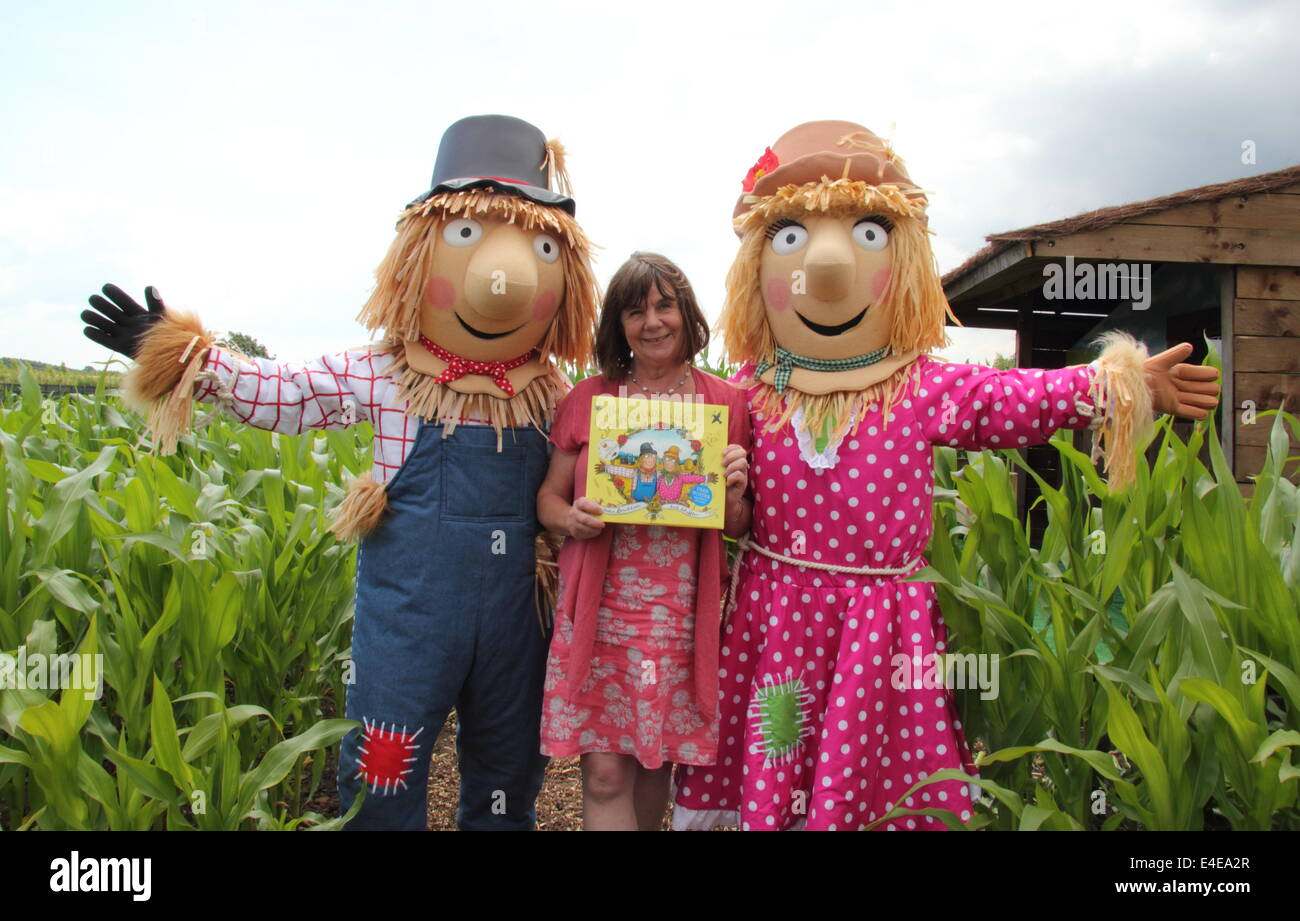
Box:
[742,147,779,193]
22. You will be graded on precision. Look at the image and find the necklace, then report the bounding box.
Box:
[630,365,690,395]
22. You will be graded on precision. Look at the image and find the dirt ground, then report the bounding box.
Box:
[424,711,677,831]
[423,711,583,831]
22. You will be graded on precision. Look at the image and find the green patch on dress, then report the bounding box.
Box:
[751,672,813,765]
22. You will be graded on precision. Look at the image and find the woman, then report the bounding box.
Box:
[537,252,752,830]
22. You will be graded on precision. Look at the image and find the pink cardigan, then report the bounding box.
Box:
[548,366,753,719]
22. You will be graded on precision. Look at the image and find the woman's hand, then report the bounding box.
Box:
[722,443,751,538]
[722,444,749,498]
[566,496,606,540]
[538,448,606,540]
[1145,343,1221,419]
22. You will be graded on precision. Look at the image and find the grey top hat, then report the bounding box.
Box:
[406,114,575,215]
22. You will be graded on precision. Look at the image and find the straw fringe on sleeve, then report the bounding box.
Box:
[122,310,221,456]
[1087,331,1155,491]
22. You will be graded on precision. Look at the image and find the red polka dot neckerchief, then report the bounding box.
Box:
[419,334,535,397]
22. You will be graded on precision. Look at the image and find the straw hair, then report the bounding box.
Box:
[356,188,599,366]
[1088,331,1155,492]
[744,362,920,446]
[122,309,239,455]
[380,341,570,445]
[331,472,389,541]
[719,176,957,438]
[540,139,574,199]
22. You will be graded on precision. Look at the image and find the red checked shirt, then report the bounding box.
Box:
[193,346,494,484]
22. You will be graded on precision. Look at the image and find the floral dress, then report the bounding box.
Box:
[541,524,717,768]
[672,355,1102,830]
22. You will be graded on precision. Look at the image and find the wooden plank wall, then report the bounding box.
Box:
[1234,264,1300,481]
[1124,180,1300,483]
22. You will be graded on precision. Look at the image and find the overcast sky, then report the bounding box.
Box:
[2,0,1297,370]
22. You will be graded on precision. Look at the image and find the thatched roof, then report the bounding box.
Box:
[942,164,1300,289]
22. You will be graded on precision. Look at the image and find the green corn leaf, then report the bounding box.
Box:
[149,674,193,791]
[977,738,1125,783]
[304,785,366,830]
[0,743,33,767]
[181,704,276,762]
[1249,729,1300,765]
[1169,563,1231,686]
[104,744,180,804]
[33,445,116,549]
[1099,678,1177,829]
[1179,676,1265,757]
[236,718,358,818]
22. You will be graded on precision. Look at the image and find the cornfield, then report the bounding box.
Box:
[1,360,1297,830]
[912,407,1300,830]
[1,366,363,829]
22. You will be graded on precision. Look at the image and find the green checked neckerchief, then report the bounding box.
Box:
[755,344,892,396]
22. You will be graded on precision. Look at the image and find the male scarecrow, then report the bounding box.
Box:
[81,115,599,829]
[671,121,1221,831]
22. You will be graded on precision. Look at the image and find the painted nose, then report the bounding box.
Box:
[803,227,855,302]
[464,227,538,320]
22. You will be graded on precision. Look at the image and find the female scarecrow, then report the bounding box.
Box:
[80,115,600,830]
[671,120,1220,831]
[655,445,714,505]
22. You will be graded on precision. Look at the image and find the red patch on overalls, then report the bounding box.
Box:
[356,719,424,795]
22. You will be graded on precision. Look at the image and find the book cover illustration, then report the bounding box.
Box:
[585,394,729,529]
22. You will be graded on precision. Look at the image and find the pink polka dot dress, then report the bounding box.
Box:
[672,355,1100,831]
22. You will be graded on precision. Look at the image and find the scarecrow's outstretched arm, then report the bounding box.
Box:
[912,337,1145,487]
[910,332,1219,490]
[84,284,383,454]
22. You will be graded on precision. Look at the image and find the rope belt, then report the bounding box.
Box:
[723,535,922,623]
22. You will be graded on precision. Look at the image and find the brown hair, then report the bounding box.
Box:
[356,187,599,366]
[595,252,710,381]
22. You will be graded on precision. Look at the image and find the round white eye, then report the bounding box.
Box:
[769,223,808,255]
[532,233,560,263]
[852,220,889,251]
[442,218,482,247]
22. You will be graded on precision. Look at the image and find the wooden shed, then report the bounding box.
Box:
[941,164,1300,508]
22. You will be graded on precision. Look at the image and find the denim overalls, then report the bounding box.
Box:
[337,420,551,830]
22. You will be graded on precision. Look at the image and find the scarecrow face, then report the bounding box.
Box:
[758,213,894,360]
[418,212,567,361]
[639,452,658,473]
[663,455,680,473]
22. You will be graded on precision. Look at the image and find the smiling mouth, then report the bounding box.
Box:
[456,312,525,340]
[795,306,869,336]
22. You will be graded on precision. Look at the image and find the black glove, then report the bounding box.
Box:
[82,284,167,358]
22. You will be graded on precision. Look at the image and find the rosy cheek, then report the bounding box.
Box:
[870,268,892,300]
[531,289,557,322]
[425,277,456,310]
[764,277,792,312]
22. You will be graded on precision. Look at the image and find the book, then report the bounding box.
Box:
[585,393,729,529]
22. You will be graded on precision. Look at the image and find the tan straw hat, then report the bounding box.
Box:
[733,120,922,221]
